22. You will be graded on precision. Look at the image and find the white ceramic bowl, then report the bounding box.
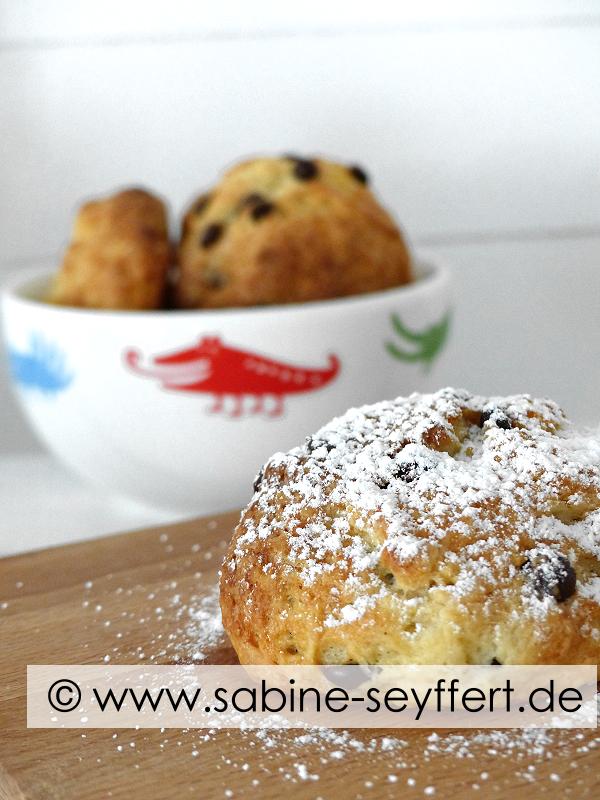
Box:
[1,262,451,513]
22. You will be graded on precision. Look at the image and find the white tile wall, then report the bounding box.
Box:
[2,1,599,45]
[430,234,600,426]
[2,22,600,268]
[1,2,599,459]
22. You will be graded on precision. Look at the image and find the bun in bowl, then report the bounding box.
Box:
[177,155,412,309]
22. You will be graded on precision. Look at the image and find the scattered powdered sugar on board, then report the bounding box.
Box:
[91,581,226,664]
[102,718,599,797]
[67,520,599,798]
[77,530,230,666]
[182,584,224,661]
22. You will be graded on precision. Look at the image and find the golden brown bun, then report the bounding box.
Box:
[49,188,171,310]
[220,388,600,665]
[176,156,411,308]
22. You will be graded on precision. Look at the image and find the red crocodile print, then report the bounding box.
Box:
[123,336,340,417]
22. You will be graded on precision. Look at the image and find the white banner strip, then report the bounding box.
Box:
[27,664,597,729]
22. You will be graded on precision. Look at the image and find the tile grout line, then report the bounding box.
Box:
[414,225,600,248]
[3,225,600,272]
[1,14,600,53]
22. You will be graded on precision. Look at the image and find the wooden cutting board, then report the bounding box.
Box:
[0,512,597,800]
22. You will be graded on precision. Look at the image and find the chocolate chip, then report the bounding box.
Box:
[393,461,422,483]
[375,461,430,490]
[349,165,369,184]
[344,436,362,451]
[238,193,275,219]
[193,194,211,215]
[253,467,264,493]
[200,223,223,248]
[306,436,334,455]
[203,271,226,289]
[239,192,265,209]
[251,201,274,220]
[479,409,512,429]
[374,476,390,489]
[530,555,577,602]
[293,159,318,181]
[490,658,502,665]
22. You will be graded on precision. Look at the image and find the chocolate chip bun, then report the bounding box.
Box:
[50,188,171,310]
[220,388,600,665]
[176,156,411,308]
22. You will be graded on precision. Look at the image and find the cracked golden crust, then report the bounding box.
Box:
[49,188,172,310]
[176,157,411,309]
[220,389,600,665]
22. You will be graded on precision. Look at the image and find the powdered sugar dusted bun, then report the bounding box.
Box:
[220,388,600,665]
[50,188,171,310]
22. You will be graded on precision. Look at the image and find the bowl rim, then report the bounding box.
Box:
[1,257,449,320]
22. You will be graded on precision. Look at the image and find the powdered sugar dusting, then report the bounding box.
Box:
[123,718,599,796]
[41,516,599,797]
[226,388,600,659]
[183,585,224,661]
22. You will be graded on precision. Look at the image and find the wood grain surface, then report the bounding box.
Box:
[0,512,597,800]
